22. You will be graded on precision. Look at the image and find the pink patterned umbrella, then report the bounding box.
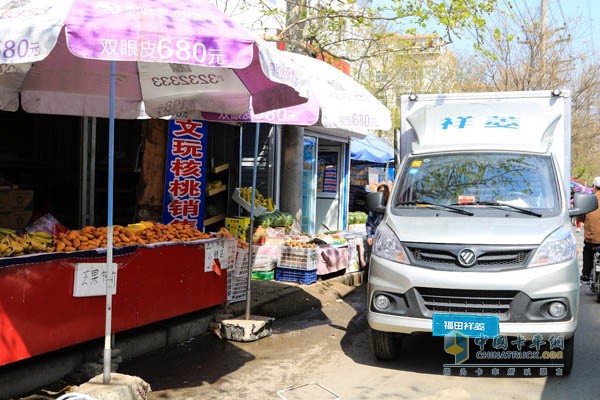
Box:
[0,0,311,117]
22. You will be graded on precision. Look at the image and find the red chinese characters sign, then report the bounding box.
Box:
[162,120,208,228]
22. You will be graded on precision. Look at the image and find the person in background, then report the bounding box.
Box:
[366,183,390,247]
[578,177,600,283]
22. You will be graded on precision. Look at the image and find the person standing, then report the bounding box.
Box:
[578,177,600,282]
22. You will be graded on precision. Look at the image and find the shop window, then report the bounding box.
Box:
[317,150,339,198]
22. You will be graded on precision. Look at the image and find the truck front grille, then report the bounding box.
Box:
[405,243,535,271]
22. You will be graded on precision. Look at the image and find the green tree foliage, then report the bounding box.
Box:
[244,0,500,60]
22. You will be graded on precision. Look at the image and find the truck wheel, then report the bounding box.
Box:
[561,336,574,376]
[370,328,402,361]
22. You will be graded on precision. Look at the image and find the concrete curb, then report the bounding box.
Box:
[7,271,365,399]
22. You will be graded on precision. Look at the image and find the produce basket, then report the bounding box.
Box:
[232,188,267,216]
[278,245,318,271]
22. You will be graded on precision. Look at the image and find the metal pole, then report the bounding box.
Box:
[245,123,260,320]
[238,125,243,216]
[103,61,116,385]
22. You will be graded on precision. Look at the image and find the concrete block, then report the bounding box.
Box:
[220,316,273,342]
[71,372,151,400]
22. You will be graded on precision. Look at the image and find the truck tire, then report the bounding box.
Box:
[370,328,402,361]
[561,336,574,376]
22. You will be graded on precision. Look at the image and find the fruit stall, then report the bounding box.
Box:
[225,191,365,289]
[0,222,232,366]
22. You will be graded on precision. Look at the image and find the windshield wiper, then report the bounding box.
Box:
[395,201,474,216]
[454,201,543,218]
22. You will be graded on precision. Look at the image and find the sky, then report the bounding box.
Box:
[445,0,600,56]
[371,0,600,57]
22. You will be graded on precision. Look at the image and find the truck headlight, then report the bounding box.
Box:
[529,227,576,268]
[372,224,409,264]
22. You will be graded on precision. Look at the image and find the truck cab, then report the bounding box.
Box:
[366,90,597,375]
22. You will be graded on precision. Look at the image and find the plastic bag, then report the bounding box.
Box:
[25,213,68,235]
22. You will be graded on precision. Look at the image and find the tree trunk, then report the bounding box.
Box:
[280,125,304,231]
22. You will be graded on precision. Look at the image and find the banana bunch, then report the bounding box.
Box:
[0,227,16,239]
[207,180,224,191]
[0,231,54,257]
[239,187,275,212]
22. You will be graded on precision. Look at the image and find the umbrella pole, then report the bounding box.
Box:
[245,123,260,320]
[238,125,243,216]
[103,61,117,385]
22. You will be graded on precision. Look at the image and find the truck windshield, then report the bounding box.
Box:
[394,152,559,211]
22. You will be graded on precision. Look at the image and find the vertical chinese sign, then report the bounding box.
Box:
[163,120,208,229]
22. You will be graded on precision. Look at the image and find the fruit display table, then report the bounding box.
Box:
[0,240,226,366]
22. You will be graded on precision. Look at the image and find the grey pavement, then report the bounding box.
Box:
[10,271,366,400]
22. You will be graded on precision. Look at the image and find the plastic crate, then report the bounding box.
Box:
[227,273,247,303]
[278,246,318,271]
[252,270,275,280]
[227,245,249,303]
[224,238,237,270]
[233,247,251,277]
[276,267,317,285]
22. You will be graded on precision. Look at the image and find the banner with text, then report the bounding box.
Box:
[162,119,208,229]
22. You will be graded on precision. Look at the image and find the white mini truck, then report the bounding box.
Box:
[366,90,597,374]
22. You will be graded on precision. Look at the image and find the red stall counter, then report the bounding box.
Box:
[0,239,227,366]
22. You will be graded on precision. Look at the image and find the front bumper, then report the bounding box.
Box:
[367,255,580,339]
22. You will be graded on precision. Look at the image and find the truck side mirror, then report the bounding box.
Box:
[366,192,387,214]
[569,192,598,217]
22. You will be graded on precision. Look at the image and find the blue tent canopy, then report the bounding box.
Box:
[351,134,395,163]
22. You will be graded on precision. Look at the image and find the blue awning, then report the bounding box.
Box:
[350,134,394,163]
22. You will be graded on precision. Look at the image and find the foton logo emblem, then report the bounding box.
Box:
[458,249,477,267]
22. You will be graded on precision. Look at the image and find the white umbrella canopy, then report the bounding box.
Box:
[194,48,392,135]
[0,0,311,118]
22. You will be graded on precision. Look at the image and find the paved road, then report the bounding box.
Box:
[118,227,600,399]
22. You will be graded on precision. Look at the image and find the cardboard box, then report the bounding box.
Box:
[0,190,34,211]
[0,211,33,229]
[225,217,251,241]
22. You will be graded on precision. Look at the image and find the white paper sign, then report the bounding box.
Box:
[73,262,118,297]
[204,239,225,273]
